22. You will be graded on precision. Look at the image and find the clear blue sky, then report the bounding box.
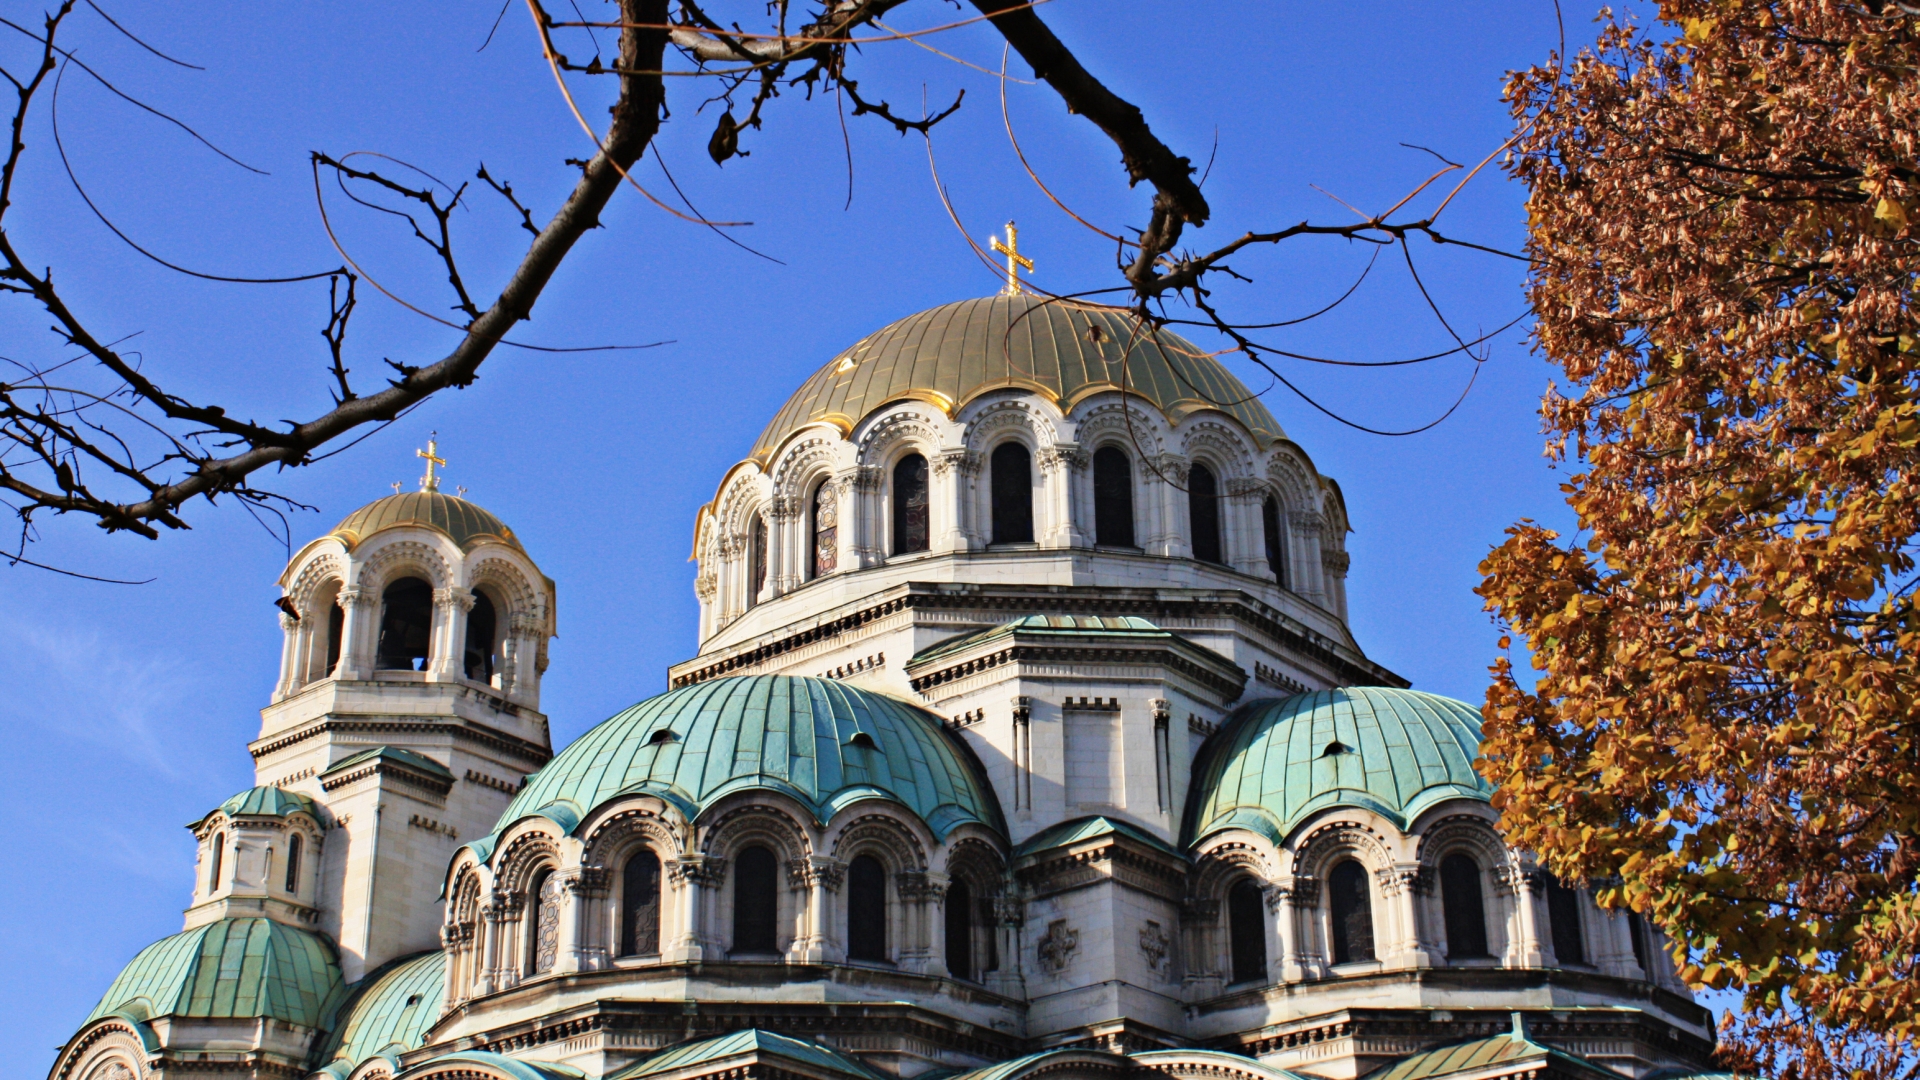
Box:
[0,2,1581,1072]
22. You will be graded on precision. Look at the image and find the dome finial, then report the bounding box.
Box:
[990,221,1033,296]
[416,432,447,493]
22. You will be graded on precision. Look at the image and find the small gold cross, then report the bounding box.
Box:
[990,221,1033,296]
[417,434,447,493]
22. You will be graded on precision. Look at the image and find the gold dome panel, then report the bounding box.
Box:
[330,491,522,552]
[750,294,1286,461]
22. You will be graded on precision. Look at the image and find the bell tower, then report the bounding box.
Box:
[256,450,555,979]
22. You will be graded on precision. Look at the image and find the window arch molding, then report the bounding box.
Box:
[1290,820,1394,972]
[827,813,926,967]
[356,538,455,594]
[700,800,815,958]
[1192,837,1280,986]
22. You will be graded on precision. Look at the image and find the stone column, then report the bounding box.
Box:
[479,893,515,994]
[274,611,303,699]
[1037,444,1088,549]
[1322,548,1351,623]
[1150,699,1173,814]
[792,856,845,962]
[897,869,946,975]
[1290,512,1328,606]
[1225,477,1268,578]
[665,856,721,963]
[431,586,474,680]
[335,585,376,680]
[1381,864,1434,969]
[1180,897,1223,999]
[1011,696,1033,815]
[1289,878,1327,979]
[562,868,611,973]
[1500,866,1548,967]
[1273,879,1305,983]
[1151,455,1190,558]
[987,894,1025,997]
[935,450,978,552]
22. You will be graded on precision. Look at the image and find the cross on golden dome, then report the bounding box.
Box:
[990,221,1033,296]
[417,434,447,493]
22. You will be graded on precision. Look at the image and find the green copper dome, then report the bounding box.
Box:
[490,676,1004,844]
[87,918,345,1029]
[313,951,445,1075]
[1184,687,1493,846]
[191,785,321,829]
[751,293,1286,461]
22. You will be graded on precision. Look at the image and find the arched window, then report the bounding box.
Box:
[620,850,661,957]
[809,482,838,579]
[1328,859,1375,965]
[325,602,344,674]
[1547,877,1587,965]
[1228,877,1268,984]
[892,454,930,555]
[943,878,974,980]
[208,832,225,893]
[1188,463,1223,563]
[1092,446,1135,547]
[732,845,779,954]
[1439,854,1489,959]
[847,855,888,962]
[375,577,434,671]
[748,516,767,607]
[1262,495,1286,586]
[990,443,1034,544]
[285,833,303,894]
[528,869,562,975]
[464,592,497,682]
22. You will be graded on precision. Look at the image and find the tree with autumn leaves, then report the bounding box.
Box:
[1481,1,1920,1075]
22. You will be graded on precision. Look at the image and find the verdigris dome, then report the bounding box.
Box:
[86,918,344,1029]
[313,951,445,1078]
[331,491,522,552]
[192,785,320,827]
[750,293,1286,461]
[492,675,1004,843]
[1184,687,1493,846]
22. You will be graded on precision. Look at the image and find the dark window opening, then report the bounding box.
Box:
[848,854,889,962]
[1629,912,1651,976]
[1093,446,1135,547]
[1188,463,1223,563]
[285,833,303,894]
[892,454,930,555]
[375,577,434,671]
[1439,854,1490,960]
[1262,495,1286,586]
[325,603,344,674]
[1547,877,1587,966]
[945,878,973,980]
[209,832,224,892]
[990,443,1034,544]
[1328,859,1375,964]
[810,483,838,579]
[1228,877,1268,984]
[749,516,768,606]
[732,845,779,954]
[463,592,497,682]
[621,850,662,957]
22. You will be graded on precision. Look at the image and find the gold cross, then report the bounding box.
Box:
[990,221,1033,296]
[417,434,447,493]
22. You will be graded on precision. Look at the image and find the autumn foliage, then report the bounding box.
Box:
[1478,0,1920,1072]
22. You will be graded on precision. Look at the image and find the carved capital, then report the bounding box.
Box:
[896,869,946,900]
[1150,698,1171,729]
[792,855,847,890]
[1322,549,1351,576]
[1037,444,1088,473]
[668,855,726,887]
[1011,695,1032,725]
[1290,510,1326,536]
[933,449,978,476]
[339,585,376,610]
[567,866,612,896]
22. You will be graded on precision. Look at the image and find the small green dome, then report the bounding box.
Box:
[490,676,1004,845]
[87,918,345,1029]
[1184,687,1493,846]
[314,951,445,1074]
[193,785,320,828]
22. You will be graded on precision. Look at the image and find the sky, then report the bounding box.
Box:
[0,1,1590,1072]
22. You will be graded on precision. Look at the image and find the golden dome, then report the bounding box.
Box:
[750,293,1286,461]
[330,491,522,552]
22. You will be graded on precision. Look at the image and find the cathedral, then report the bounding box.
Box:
[50,285,1732,1080]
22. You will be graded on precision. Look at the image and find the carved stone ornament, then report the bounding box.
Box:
[1037,918,1079,974]
[1139,920,1170,973]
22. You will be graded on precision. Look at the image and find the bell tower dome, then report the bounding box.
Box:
[257,457,556,980]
